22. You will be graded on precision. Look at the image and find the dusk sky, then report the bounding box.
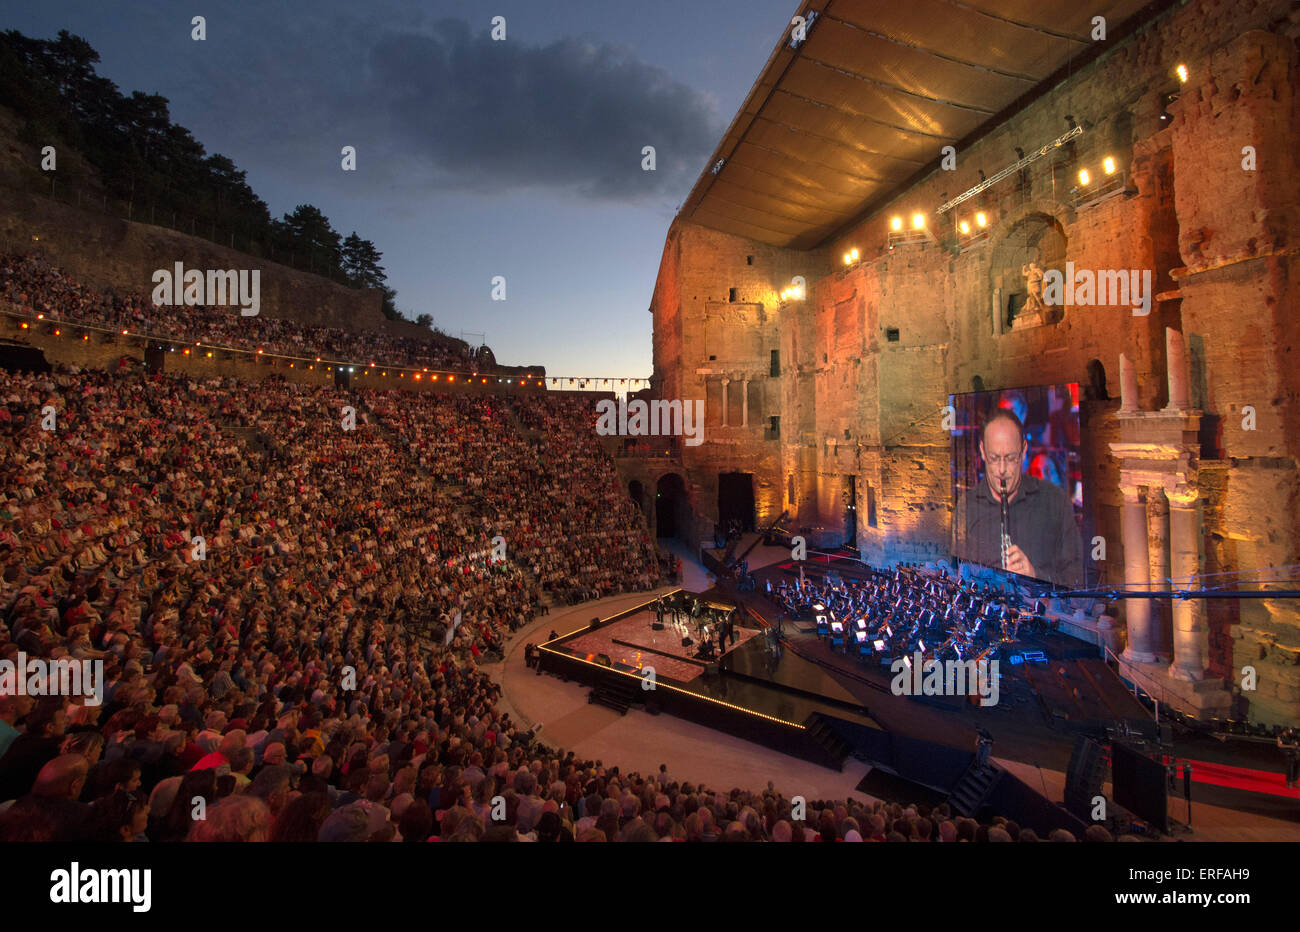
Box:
[0,0,798,379]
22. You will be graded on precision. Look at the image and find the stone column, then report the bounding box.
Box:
[721,378,729,428]
[1120,483,1158,663]
[741,378,749,428]
[1167,484,1206,681]
[1147,486,1171,657]
[1118,353,1138,414]
[1164,328,1190,412]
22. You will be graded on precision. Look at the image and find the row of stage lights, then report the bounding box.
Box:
[17,316,649,391]
[1077,155,1120,188]
[840,148,1127,258]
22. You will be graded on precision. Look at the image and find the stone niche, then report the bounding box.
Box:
[989,212,1068,332]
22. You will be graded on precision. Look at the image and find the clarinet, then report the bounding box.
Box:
[999,478,1010,570]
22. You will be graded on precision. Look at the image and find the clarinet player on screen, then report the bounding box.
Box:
[964,409,1083,587]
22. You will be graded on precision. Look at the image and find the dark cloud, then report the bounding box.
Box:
[364,19,721,200]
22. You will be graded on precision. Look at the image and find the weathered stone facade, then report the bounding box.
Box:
[646,0,1300,724]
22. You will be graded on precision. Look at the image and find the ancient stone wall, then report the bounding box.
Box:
[0,189,388,332]
[648,0,1300,722]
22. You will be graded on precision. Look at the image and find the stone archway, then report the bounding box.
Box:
[987,201,1075,333]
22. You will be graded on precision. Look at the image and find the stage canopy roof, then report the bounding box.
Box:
[677,0,1160,250]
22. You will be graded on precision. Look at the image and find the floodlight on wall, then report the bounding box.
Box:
[976,212,988,228]
[1071,157,1128,209]
[1175,63,1188,83]
[888,212,930,248]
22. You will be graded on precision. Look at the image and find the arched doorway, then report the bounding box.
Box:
[718,472,755,533]
[1084,359,1108,400]
[656,473,688,539]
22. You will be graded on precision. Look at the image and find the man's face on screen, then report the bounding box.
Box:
[980,420,1027,501]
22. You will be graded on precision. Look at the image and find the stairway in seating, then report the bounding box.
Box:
[803,713,852,771]
[947,760,1001,817]
[222,423,278,459]
[589,678,640,715]
[501,397,542,441]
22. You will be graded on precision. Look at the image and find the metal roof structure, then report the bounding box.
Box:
[677,0,1164,249]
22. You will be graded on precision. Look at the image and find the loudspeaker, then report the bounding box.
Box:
[589,617,600,630]
[681,636,693,647]
[1064,736,1108,821]
[651,622,664,631]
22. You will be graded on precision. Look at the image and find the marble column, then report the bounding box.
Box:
[1167,484,1206,681]
[721,378,729,428]
[1120,483,1158,662]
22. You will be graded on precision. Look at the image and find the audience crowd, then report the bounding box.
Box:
[1,252,481,372]
[0,261,1113,843]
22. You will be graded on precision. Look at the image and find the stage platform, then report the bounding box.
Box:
[537,593,882,770]
[701,559,1300,826]
[560,607,761,683]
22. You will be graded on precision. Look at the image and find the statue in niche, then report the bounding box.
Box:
[1015,260,1046,328]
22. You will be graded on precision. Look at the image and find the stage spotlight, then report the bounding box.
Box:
[1175,63,1188,83]
[1078,168,1091,186]
[958,220,971,235]
[1103,156,1117,175]
[976,212,988,228]
[911,212,925,230]
[890,216,903,232]
[850,247,859,261]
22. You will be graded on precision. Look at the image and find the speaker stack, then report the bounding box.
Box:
[1063,736,1108,821]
